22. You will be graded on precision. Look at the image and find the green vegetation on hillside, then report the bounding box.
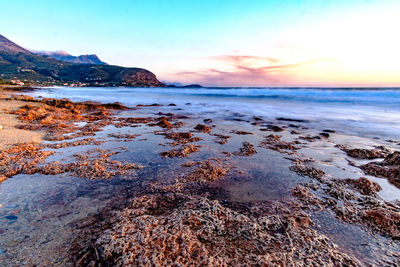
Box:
[0,50,164,87]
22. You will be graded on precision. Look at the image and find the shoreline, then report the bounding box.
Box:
[0,92,399,265]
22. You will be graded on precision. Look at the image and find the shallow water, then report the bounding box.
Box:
[0,87,399,265]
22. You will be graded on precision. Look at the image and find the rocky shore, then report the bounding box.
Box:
[0,92,399,266]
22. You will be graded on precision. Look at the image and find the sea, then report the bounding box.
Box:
[29,86,400,140]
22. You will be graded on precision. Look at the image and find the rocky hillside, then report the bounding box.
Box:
[0,35,164,87]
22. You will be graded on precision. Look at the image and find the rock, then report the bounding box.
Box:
[5,215,18,220]
[345,177,382,196]
[289,162,325,180]
[94,194,360,266]
[230,130,253,135]
[183,159,230,184]
[261,125,285,132]
[323,129,336,133]
[260,134,298,153]
[288,124,300,128]
[361,208,400,239]
[211,134,231,145]
[360,152,400,188]
[194,124,211,133]
[383,151,400,166]
[291,185,323,206]
[319,132,329,138]
[276,117,309,123]
[160,144,201,158]
[233,142,257,156]
[271,126,284,132]
[338,145,390,159]
[299,135,321,142]
[156,117,173,128]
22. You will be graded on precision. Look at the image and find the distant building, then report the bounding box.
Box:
[10,80,24,85]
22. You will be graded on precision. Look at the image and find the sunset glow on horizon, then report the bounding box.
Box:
[1,0,399,87]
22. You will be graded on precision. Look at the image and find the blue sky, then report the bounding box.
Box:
[1,0,400,86]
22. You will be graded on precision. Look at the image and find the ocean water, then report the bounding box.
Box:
[29,87,400,139]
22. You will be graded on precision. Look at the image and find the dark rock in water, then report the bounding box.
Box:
[337,145,390,159]
[260,125,284,132]
[299,135,321,142]
[319,132,330,138]
[359,152,400,188]
[290,164,325,179]
[344,177,382,196]
[167,103,176,106]
[383,151,400,166]
[155,117,173,128]
[194,124,212,133]
[233,142,257,156]
[360,208,400,239]
[231,130,253,135]
[271,126,284,132]
[276,117,310,123]
[160,144,200,158]
[323,129,336,133]
[5,215,18,220]
[291,130,300,135]
[203,118,212,123]
[92,193,360,266]
[211,134,231,145]
[233,118,246,122]
[260,134,299,153]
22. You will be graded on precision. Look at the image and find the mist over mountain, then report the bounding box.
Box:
[36,50,107,65]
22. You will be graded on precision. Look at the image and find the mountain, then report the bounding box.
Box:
[36,50,107,65]
[0,35,31,53]
[0,35,164,87]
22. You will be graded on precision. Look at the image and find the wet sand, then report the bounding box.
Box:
[0,97,44,150]
[0,92,399,266]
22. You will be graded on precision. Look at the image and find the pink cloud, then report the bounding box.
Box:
[176,56,327,86]
[210,55,280,64]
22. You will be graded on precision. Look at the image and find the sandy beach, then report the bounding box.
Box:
[0,94,44,150]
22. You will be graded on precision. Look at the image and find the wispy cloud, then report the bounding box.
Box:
[210,55,280,64]
[176,55,329,86]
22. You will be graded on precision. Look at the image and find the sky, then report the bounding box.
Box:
[1,0,400,87]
